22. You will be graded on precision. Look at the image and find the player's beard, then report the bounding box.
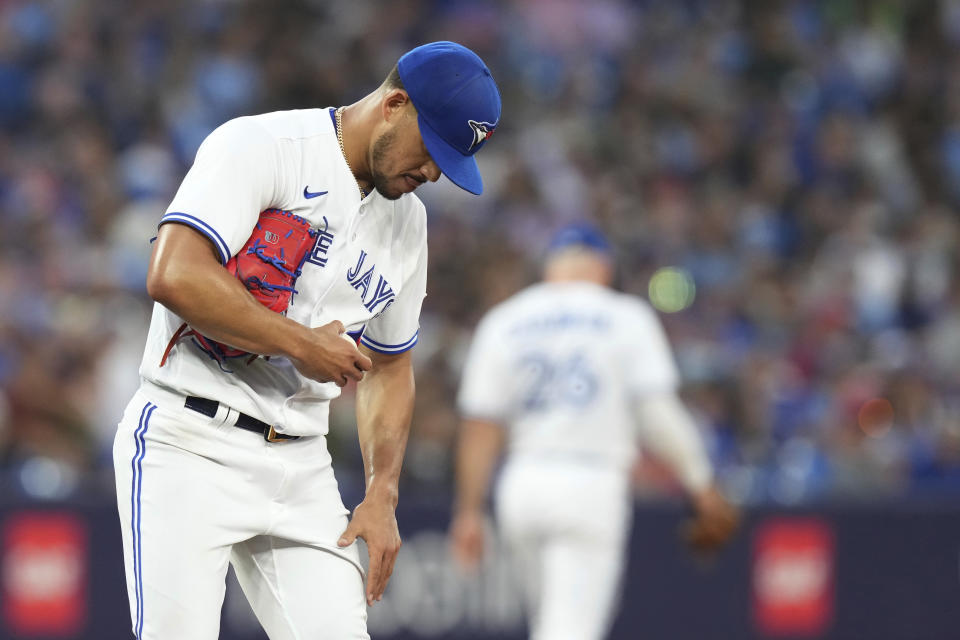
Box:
[370,129,403,200]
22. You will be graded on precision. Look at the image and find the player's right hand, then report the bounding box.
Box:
[290,320,372,386]
[449,509,486,571]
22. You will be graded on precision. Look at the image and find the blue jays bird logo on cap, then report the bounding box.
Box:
[468,120,496,150]
[398,41,502,194]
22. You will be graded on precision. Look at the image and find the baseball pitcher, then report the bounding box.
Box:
[113,42,501,639]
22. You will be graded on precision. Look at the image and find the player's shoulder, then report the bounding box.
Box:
[477,282,548,327]
[199,110,331,155]
[234,108,333,141]
[197,114,274,154]
[394,192,427,225]
[607,287,656,316]
[384,192,427,250]
[532,281,659,326]
[592,289,661,331]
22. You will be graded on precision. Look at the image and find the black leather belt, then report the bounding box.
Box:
[184,396,299,442]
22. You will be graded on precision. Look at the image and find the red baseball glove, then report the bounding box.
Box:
[160,208,317,370]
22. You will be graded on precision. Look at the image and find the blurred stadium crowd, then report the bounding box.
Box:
[1,0,959,505]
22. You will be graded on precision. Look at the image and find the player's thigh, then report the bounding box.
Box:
[531,536,625,640]
[231,535,369,640]
[113,399,234,640]
[496,521,544,620]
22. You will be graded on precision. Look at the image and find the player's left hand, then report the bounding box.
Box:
[338,492,402,606]
[681,485,739,554]
[449,508,486,571]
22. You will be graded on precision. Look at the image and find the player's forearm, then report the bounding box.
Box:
[454,419,504,514]
[355,350,415,504]
[148,222,312,358]
[152,265,311,357]
[636,394,713,494]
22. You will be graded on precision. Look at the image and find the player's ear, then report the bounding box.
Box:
[382,89,412,122]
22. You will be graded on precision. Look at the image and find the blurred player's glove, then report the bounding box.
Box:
[681,486,739,554]
[160,208,317,370]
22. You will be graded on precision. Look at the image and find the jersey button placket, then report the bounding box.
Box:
[348,202,364,242]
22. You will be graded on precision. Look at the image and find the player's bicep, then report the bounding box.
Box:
[626,302,680,399]
[151,221,222,269]
[147,223,226,299]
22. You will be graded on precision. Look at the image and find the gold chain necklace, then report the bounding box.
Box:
[336,107,366,198]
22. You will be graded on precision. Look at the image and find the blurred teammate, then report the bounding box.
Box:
[112,42,500,639]
[450,224,738,640]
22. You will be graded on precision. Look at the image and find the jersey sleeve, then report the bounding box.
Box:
[160,117,283,264]
[358,234,427,355]
[625,300,680,397]
[457,312,510,422]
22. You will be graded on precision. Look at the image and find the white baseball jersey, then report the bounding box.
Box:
[459,281,681,640]
[457,280,679,472]
[140,109,427,436]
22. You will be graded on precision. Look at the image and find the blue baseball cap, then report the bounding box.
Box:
[398,41,501,195]
[547,223,614,256]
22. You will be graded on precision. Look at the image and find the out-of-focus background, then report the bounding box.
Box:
[0,0,959,638]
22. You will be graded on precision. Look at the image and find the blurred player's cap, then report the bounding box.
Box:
[398,41,501,195]
[547,223,613,256]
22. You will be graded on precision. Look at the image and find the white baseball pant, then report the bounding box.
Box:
[113,387,368,639]
[495,458,631,640]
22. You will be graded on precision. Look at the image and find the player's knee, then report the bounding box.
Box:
[533,622,604,640]
[297,593,368,639]
[304,614,368,640]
